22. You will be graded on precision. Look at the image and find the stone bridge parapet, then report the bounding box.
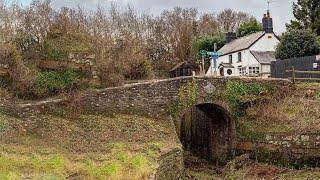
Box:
[1,76,291,118]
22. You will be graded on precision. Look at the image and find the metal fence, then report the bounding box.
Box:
[271,55,320,80]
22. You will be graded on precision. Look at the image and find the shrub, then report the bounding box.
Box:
[34,69,82,97]
[41,40,69,60]
[275,29,320,60]
[224,81,267,115]
[0,43,35,96]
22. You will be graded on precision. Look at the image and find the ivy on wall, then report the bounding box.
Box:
[169,80,198,118]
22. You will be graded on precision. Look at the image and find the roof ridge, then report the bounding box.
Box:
[218,31,265,56]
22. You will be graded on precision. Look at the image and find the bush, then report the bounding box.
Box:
[224,81,267,115]
[0,43,35,96]
[275,29,320,60]
[41,40,69,60]
[34,70,82,97]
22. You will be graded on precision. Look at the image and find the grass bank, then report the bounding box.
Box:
[0,113,178,179]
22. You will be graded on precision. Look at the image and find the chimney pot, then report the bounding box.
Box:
[262,11,273,33]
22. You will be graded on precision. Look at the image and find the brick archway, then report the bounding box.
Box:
[176,103,235,164]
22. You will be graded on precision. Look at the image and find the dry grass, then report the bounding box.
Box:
[0,113,178,179]
[185,154,320,180]
[240,82,320,133]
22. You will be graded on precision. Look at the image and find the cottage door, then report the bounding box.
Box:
[220,68,224,76]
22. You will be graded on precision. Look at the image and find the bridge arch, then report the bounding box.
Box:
[175,103,235,164]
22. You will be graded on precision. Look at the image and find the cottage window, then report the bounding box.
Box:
[229,55,233,64]
[238,52,242,62]
[238,66,242,76]
[239,66,247,76]
[248,67,260,76]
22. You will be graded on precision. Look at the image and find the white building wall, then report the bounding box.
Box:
[261,64,271,78]
[207,33,280,77]
[212,50,260,77]
[250,33,279,51]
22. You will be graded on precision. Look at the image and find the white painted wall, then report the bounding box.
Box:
[249,33,279,51]
[207,49,260,76]
[206,33,280,77]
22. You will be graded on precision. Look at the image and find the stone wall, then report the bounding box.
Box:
[4,76,290,118]
[237,133,320,159]
[78,76,291,117]
[154,147,184,180]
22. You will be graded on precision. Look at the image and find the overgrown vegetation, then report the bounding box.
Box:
[234,82,320,144]
[223,81,269,116]
[169,81,198,118]
[33,70,84,98]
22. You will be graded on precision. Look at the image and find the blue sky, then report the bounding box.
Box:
[9,0,296,34]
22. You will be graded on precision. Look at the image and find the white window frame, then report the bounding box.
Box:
[248,66,260,76]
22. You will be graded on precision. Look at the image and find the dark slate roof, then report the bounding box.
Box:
[170,61,199,72]
[218,31,265,56]
[250,51,276,64]
[218,63,234,68]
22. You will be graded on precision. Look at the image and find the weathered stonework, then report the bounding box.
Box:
[0,76,293,178]
[237,133,320,159]
[154,147,184,180]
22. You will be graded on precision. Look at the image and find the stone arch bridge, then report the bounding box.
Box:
[13,76,290,163]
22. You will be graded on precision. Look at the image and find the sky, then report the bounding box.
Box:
[10,0,297,34]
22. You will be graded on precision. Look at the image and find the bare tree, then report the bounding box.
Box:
[197,13,219,36]
[217,9,253,32]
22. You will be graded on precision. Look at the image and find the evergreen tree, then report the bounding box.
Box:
[287,0,320,35]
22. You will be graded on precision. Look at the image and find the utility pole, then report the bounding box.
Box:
[200,50,206,76]
[213,43,217,76]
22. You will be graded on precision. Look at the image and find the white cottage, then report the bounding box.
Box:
[206,12,280,78]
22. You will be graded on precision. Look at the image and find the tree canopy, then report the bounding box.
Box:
[287,0,320,35]
[236,19,263,37]
[275,29,320,60]
[191,33,226,58]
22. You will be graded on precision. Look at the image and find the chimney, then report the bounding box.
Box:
[226,32,237,43]
[262,11,273,33]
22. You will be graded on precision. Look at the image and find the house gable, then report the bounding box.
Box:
[249,33,280,52]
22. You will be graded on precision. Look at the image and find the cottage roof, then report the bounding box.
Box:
[218,31,265,56]
[218,63,234,68]
[170,61,199,72]
[250,51,276,64]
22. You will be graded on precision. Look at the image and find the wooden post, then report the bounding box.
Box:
[292,66,296,84]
